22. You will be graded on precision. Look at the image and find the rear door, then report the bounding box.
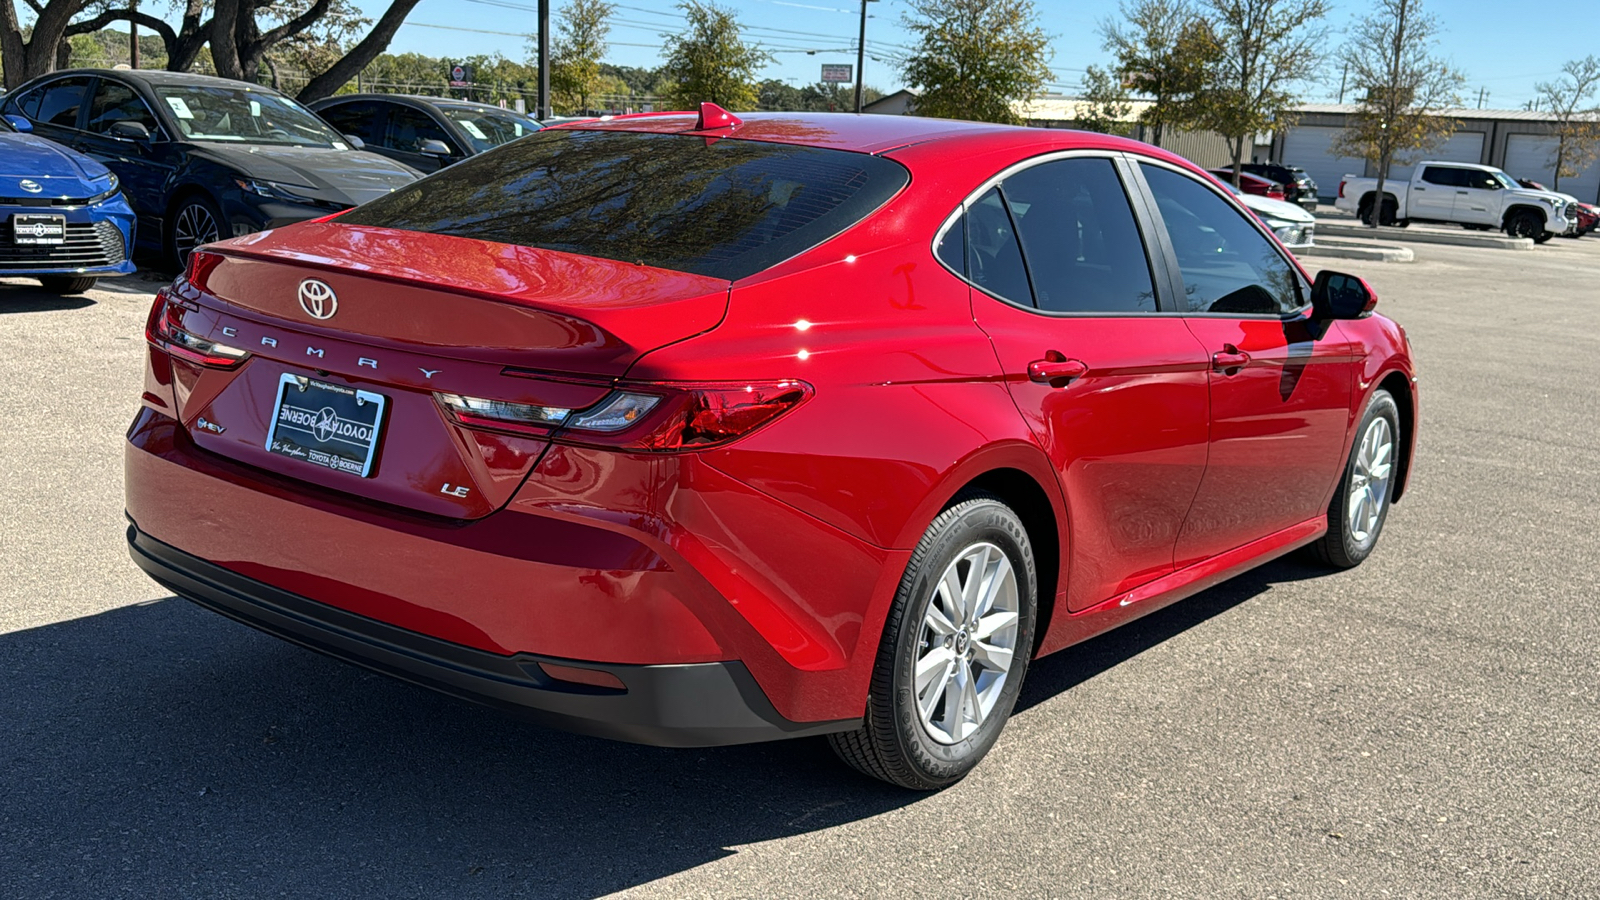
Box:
[1134,160,1357,566]
[1410,166,1460,220]
[959,154,1210,611]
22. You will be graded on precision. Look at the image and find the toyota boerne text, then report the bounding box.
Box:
[125,105,1418,790]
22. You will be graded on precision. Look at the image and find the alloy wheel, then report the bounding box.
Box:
[914,542,1021,745]
[1348,416,1394,545]
[174,203,220,262]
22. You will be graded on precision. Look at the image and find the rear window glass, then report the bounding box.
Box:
[337,129,910,281]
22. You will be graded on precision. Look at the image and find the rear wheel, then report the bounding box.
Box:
[167,194,224,271]
[1310,390,1400,568]
[1358,195,1398,226]
[37,275,98,294]
[829,492,1037,790]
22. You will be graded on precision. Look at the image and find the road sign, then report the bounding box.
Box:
[448,63,472,88]
[821,64,852,84]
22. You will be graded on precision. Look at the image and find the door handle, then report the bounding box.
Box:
[1457,190,1469,195]
[1027,356,1088,386]
[1212,345,1250,374]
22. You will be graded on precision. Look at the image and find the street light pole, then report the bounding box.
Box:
[129,0,139,69]
[854,0,868,113]
[537,0,551,120]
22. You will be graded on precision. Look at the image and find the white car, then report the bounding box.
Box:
[1335,161,1571,242]
[1223,182,1316,248]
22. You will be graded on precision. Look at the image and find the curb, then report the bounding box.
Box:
[1315,221,1535,250]
[1296,243,1415,262]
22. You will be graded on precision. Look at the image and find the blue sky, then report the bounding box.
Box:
[163,0,1600,109]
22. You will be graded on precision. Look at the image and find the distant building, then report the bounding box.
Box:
[1275,104,1600,204]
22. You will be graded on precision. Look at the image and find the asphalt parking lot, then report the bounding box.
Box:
[2,235,1597,899]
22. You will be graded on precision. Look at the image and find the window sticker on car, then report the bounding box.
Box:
[458,120,488,140]
[250,100,261,117]
[166,96,194,119]
[332,141,349,150]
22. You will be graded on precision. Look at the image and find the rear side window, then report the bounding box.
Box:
[1421,166,1465,187]
[1002,158,1156,313]
[338,129,910,281]
[964,188,1032,305]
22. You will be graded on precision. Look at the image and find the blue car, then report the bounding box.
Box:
[1,112,136,294]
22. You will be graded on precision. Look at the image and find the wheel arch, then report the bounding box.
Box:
[897,442,1068,658]
[1501,204,1546,227]
[1377,370,1416,502]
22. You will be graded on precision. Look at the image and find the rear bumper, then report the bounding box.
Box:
[128,522,857,747]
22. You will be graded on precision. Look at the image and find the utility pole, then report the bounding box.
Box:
[1337,61,1348,103]
[1477,86,1487,109]
[537,0,551,120]
[129,0,139,68]
[854,0,869,113]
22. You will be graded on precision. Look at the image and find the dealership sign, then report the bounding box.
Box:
[448,63,473,87]
[820,64,852,84]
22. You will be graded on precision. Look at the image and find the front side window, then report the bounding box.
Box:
[86,80,159,135]
[338,129,910,281]
[1002,158,1156,313]
[1140,163,1303,316]
[385,107,456,154]
[33,77,93,128]
[153,85,342,147]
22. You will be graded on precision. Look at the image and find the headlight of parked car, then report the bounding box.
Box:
[83,174,120,206]
[235,178,319,204]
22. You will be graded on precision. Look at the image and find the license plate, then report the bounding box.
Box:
[13,213,66,246]
[265,374,387,477]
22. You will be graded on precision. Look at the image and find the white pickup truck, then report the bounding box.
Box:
[1336,161,1572,243]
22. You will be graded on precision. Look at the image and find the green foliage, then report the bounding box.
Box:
[1194,0,1329,171]
[545,0,615,114]
[1331,0,1463,202]
[1100,0,1219,146]
[899,0,1052,125]
[1534,56,1600,191]
[1076,65,1133,134]
[657,1,770,112]
[756,78,883,112]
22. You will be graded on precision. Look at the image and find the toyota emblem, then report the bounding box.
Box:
[19,179,43,193]
[297,279,337,320]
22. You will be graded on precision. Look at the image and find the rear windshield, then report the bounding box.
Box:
[337,129,910,280]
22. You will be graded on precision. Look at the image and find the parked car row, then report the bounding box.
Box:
[0,68,542,292]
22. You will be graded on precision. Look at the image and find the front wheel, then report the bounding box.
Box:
[1504,210,1546,242]
[829,493,1037,790]
[1310,390,1401,568]
[166,195,225,272]
[38,275,98,294]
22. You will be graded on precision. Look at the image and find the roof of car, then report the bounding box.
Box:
[46,68,290,93]
[557,110,1154,156]
[316,93,531,115]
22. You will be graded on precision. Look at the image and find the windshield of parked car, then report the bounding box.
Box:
[436,105,540,151]
[338,129,911,280]
[153,85,344,147]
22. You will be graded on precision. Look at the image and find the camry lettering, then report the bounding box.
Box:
[358,357,378,369]
[419,368,441,379]
[260,337,278,348]
[306,347,324,358]
[222,326,237,338]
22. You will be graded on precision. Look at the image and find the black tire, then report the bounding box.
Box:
[1358,195,1398,226]
[1504,209,1546,242]
[1309,390,1401,569]
[37,275,98,294]
[829,492,1037,790]
[166,193,225,272]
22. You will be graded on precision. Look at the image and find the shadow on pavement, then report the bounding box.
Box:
[0,555,1331,898]
[0,291,95,313]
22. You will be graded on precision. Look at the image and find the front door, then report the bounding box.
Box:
[1453,167,1504,226]
[77,78,176,240]
[1136,162,1358,567]
[957,156,1210,611]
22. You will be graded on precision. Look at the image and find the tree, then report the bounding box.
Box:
[899,0,1052,125]
[2,0,91,88]
[1533,57,1600,192]
[1331,0,1463,226]
[547,0,614,115]
[657,1,768,112]
[1195,0,1329,182]
[1100,0,1219,147]
[294,0,424,101]
[1076,65,1132,134]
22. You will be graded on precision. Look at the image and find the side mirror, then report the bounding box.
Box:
[341,133,365,150]
[417,138,453,158]
[1311,270,1378,321]
[4,114,33,133]
[108,120,151,141]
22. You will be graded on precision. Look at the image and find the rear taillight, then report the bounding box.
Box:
[437,380,812,452]
[145,289,251,369]
[1338,180,1346,199]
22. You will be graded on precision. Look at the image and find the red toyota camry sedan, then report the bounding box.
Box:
[126,106,1417,789]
